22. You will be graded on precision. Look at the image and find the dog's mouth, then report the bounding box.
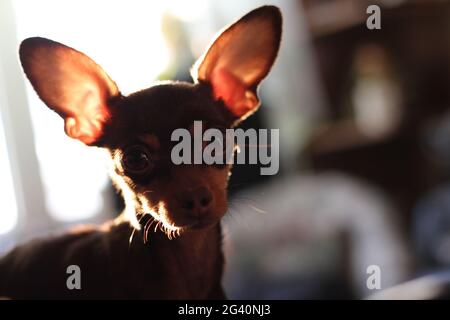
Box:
[160,216,219,232]
[188,218,219,230]
[137,198,224,239]
[139,211,219,239]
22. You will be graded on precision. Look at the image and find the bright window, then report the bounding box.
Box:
[0,109,18,234]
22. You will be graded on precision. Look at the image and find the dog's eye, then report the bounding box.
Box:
[122,146,152,175]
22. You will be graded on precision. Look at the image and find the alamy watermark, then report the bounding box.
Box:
[66,265,81,290]
[367,5,381,30]
[170,121,279,176]
[366,265,381,290]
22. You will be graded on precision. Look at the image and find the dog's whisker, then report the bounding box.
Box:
[129,228,137,248]
[144,217,155,244]
[232,196,267,214]
[129,213,148,247]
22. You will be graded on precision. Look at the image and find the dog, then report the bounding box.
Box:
[0,5,282,299]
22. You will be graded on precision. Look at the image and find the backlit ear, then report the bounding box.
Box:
[192,6,282,120]
[19,37,120,145]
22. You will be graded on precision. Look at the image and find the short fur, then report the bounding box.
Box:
[0,6,282,299]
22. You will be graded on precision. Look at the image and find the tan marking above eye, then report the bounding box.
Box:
[138,134,160,150]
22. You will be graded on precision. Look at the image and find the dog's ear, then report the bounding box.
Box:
[192,6,282,121]
[19,37,120,145]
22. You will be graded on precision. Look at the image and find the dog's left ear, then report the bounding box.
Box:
[192,5,282,121]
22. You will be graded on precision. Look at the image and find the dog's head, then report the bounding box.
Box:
[19,6,282,235]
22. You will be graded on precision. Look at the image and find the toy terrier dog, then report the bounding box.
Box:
[0,5,281,299]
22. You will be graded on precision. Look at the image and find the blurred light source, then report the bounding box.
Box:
[351,44,403,139]
[0,109,18,234]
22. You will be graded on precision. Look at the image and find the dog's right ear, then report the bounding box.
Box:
[19,37,120,145]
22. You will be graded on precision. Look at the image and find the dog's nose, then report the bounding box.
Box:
[179,187,213,216]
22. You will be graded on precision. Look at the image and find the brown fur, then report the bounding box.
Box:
[0,217,225,299]
[0,6,281,299]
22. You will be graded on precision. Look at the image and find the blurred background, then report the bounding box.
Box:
[2,0,450,299]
